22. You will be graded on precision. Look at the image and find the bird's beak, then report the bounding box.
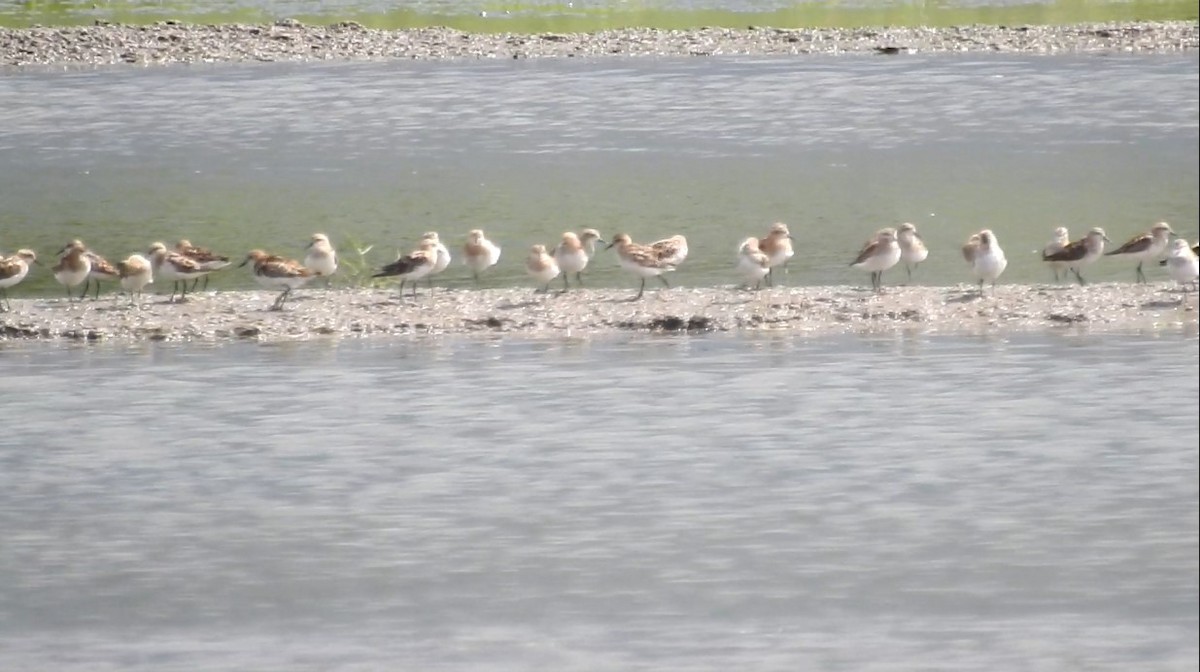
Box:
[604,241,615,250]
[238,256,251,268]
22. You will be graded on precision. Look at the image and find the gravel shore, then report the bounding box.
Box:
[1,283,1195,344]
[2,20,1196,67]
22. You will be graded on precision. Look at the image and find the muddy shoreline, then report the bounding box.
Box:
[1,284,1195,344]
[2,20,1196,67]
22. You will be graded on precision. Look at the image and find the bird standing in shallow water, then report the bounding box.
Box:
[649,234,689,268]
[757,223,794,286]
[849,228,901,292]
[421,232,451,292]
[962,229,1007,296]
[605,233,688,301]
[896,222,928,283]
[1163,238,1199,298]
[175,239,231,292]
[1105,222,1175,283]
[525,244,561,294]
[304,233,338,287]
[53,240,92,302]
[1042,227,1110,285]
[735,237,771,290]
[83,248,120,300]
[148,242,209,302]
[1041,226,1071,283]
[1161,241,1200,269]
[373,240,438,300]
[240,249,317,311]
[0,249,38,312]
[552,229,606,290]
[462,229,502,285]
[117,254,153,305]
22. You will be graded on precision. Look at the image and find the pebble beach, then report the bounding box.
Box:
[1,283,1195,343]
[1,19,1196,67]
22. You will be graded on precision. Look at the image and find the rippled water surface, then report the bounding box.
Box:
[1,55,1196,294]
[0,331,1197,670]
[2,0,1193,30]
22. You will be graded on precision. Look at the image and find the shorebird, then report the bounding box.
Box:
[1163,238,1199,295]
[735,237,771,290]
[421,232,452,291]
[1041,226,1071,283]
[240,249,318,310]
[758,222,794,286]
[579,228,605,255]
[849,228,901,291]
[0,249,38,312]
[897,222,928,282]
[605,233,688,300]
[962,229,1007,296]
[83,249,120,300]
[961,233,980,258]
[53,239,92,301]
[650,234,689,267]
[1105,222,1176,283]
[525,244,561,293]
[303,233,337,287]
[148,242,210,301]
[175,239,231,291]
[462,229,502,285]
[116,254,153,304]
[552,229,606,290]
[1161,241,1200,268]
[373,240,438,300]
[1042,227,1110,285]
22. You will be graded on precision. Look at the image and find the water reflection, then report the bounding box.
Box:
[1,56,1196,294]
[0,332,1197,669]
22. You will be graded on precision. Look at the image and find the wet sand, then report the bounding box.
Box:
[1,283,1195,343]
[2,20,1196,67]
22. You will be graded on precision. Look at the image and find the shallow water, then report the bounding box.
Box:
[1,54,1196,296]
[0,331,1197,670]
[1,0,1194,30]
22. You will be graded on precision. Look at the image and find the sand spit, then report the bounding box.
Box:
[0,284,1195,344]
[1,20,1196,67]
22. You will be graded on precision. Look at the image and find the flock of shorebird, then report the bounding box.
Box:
[0,221,1197,312]
[850,221,1198,296]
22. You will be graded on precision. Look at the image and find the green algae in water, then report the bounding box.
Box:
[2,0,1197,30]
